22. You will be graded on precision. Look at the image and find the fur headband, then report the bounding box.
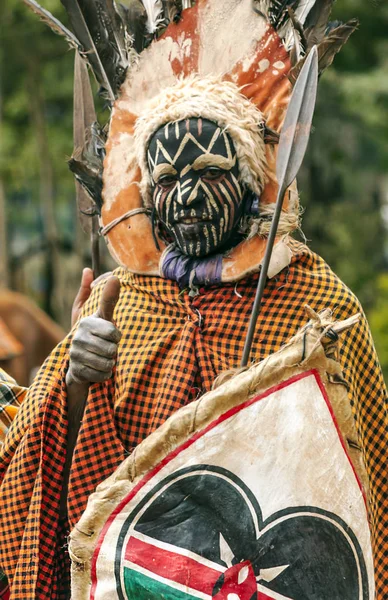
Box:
[134,75,267,206]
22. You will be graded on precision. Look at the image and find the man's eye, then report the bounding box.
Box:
[201,167,225,181]
[157,174,177,187]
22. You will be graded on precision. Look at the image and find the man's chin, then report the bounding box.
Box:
[171,221,242,258]
[173,222,217,258]
[175,221,210,236]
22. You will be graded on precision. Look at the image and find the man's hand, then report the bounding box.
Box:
[66,277,121,387]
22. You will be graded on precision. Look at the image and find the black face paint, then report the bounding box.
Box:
[147,118,244,257]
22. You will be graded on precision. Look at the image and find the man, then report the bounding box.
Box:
[0,1,386,599]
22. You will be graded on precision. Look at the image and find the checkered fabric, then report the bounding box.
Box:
[0,370,26,598]
[0,370,25,446]
[0,240,386,599]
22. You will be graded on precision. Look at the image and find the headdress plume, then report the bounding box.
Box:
[142,0,164,33]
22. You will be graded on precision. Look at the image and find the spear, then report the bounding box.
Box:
[241,46,318,367]
[73,52,101,277]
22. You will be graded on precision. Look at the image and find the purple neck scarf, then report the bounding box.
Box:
[161,247,223,291]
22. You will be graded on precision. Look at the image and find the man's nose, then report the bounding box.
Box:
[176,177,202,206]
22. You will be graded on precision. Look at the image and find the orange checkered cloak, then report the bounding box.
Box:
[0,240,387,599]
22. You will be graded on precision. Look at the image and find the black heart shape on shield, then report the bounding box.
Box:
[116,464,370,600]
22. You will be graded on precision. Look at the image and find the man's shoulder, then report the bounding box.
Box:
[288,239,363,316]
[77,266,183,321]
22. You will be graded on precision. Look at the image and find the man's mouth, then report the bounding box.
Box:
[175,214,211,225]
[181,218,205,224]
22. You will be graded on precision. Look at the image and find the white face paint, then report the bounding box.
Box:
[148,118,244,258]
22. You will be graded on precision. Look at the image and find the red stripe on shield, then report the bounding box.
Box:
[125,536,281,600]
[125,535,221,595]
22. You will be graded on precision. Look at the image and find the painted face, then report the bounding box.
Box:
[147,118,244,257]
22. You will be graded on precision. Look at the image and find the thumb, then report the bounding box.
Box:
[96,276,121,322]
[71,267,94,327]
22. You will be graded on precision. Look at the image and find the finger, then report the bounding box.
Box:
[91,271,113,290]
[71,267,94,327]
[71,350,115,373]
[75,268,94,304]
[72,334,118,359]
[96,276,121,323]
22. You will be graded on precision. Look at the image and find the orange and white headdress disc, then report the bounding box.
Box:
[102,0,297,277]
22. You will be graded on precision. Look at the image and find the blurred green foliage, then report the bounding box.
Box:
[1,0,74,242]
[1,0,388,373]
[370,274,388,369]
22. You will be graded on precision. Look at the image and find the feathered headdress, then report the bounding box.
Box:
[24,0,357,278]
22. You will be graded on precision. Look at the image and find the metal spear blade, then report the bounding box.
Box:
[276,45,318,194]
[241,46,318,368]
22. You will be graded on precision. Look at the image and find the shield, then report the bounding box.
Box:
[69,310,374,600]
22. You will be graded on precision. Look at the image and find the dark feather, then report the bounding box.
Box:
[304,0,334,48]
[288,18,358,85]
[73,52,98,233]
[69,122,107,212]
[325,20,342,33]
[173,0,183,21]
[116,0,147,53]
[269,0,299,29]
[289,26,303,66]
[287,7,307,49]
[316,19,358,71]
[161,0,180,25]
[94,0,133,86]
[60,0,123,100]
[22,0,81,50]
[263,126,280,144]
[98,0,128,63]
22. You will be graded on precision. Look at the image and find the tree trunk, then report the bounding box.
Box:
[27,59,62,320]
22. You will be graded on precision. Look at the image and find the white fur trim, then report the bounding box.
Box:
[134,75,267,206]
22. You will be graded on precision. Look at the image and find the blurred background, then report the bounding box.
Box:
[0,0,388,376]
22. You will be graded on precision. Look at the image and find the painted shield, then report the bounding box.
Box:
[70,315,374,600]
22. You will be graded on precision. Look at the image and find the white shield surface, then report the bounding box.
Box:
[88,370,373,600]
